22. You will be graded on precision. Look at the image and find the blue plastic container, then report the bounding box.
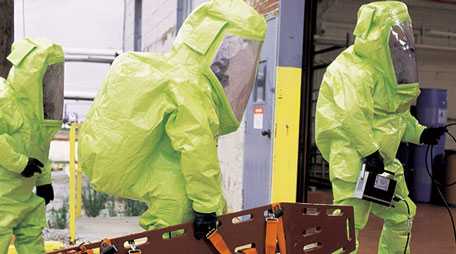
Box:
[412,88,447,203]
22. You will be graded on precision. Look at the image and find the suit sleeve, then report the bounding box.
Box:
[36,161,52,186]
[402,111,426,144]
[165,94,223,213]
[0,116,28,174]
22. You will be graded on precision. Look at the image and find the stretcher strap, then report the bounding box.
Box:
[277,218,286,253]
[265,219,278,254]
[207,229,232,254]
[265,204,287,254]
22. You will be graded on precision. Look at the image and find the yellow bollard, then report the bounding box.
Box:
[69,123,77,244]
[74,124,82,218]
[7,246,15,254]
[44,241,65,252]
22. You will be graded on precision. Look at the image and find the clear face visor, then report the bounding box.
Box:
[43,63,64,120]
[210,36,262,121]
[389,21,418,84]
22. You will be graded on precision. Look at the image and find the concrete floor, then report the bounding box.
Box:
[359,204,455,254]
[309,191,456,254]
[76,217,142,243]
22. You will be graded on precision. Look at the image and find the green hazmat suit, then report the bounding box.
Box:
[315,2,425,253]
[79,0,266,231]
[0,38,64,254]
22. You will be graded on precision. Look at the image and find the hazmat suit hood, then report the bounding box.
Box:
[7,38,64,121]
[172,0,267,129]
[5,38,64,165]
[353,1,420,113]
[5,39,64,166]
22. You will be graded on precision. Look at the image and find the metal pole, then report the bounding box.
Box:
[122,0,127,52]
[177,0,184,31]
[74,124,82,218]
[296,0,318,203]
[64,91,96,102]
[65,56,115,64]
[64,48,120,57]
[134,0,142,51]
[69,124,77,244]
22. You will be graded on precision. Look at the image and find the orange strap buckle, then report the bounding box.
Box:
[265,204,287,254]
[77,245,94,254]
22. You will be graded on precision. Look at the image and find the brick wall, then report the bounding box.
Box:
[247,0,279,15]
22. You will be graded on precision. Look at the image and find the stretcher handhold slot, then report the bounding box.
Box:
[232,214,254,224]
[303,242,322,253]
[302,207,320,216]
[303,226,322,237]
[326,208,343,216]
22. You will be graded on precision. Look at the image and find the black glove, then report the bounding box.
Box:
[193,211,217,240]
[21,158,44,178]
[364,151,385,174]
[420,127,446,145]
[36,184,54,205]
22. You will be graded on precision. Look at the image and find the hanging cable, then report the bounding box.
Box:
[424,124,456,187]
[403,199,411,254]
[393,195,411,254]
[423,124,456,243]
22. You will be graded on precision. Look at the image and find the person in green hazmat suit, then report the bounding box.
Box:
[0,38,64,254]
[315,1,446,253]
[78,0,266,239]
